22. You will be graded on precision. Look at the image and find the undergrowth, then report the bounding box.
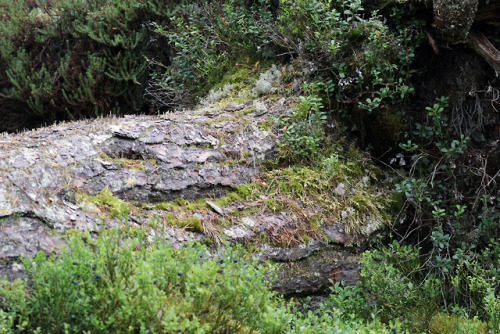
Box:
[0,227,399,334]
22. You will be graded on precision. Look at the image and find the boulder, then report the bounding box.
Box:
[0,99,389,296]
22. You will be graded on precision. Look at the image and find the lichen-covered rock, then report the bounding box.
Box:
[0,217,67,281]
[433,0,478,43]
[0,103,274,275]
[0,98,390,297]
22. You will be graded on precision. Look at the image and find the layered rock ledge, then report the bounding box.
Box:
[0,99,387,295]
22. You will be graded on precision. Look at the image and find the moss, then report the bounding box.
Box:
[173,198,189,206]
[264,94,283,104]
[234,184,255,199]
[203,116,233,125]
[429,313,488,334]
[155,198,196,211]
[203,60,278,108]
[76,188,132,219]
[97,152,155,171]
[163,212,175,221]
[258,150,393,245]
[63,228,82,239]
[259,121,271,131]
[211,192,241,208]
[212,58,275,91]
[63,229,96,246]
[213,67,256,89]
[163,213,203,233]
[147,218,160,228]
[184,216,203,233]
[154,202,175,210]
[226,205,259,218]
[156,195,233,215]
[264,198,281,211]
[153,185,259,218]
[200,237,213,246]
[238,107,257,116]
[216,94,253,106]
[389,191,406,214]
[185,200,207,212]
[216,217,232,228]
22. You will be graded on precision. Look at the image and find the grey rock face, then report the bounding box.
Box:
[0,102,385,296]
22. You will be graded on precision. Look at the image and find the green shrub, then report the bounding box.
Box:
[0,0,173,131]
[484,287,500,334]
[359,241,441,332]
[331,238,499,333]
[325,281,371,322]
[447,240,500,327]
[264,0,424,149]
[0,228,405,333]
[151,0,275,100]
[396,96,500,325]
[278,90,327,162]
[0,228,287,333]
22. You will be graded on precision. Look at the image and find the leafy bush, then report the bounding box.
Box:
[360,241,441,332]
[447,240,500,330]
[0,228,405,333]
[326,281,371,322]
[278,91,327,162]
[325,240,498,333]
[396,96,500,326]
[0,0,173,131]
[262,0,424,149]
[327,238,499,333]
[151,0,275,102]
[0,228,286,333]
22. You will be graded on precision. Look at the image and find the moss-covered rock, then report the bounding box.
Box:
[0,65,398,298]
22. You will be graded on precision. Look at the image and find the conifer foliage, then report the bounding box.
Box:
[0,0,172,132]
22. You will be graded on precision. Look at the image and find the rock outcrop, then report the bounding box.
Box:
[0,98,389,295]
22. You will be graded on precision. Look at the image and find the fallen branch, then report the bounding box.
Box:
[468,29,500,76]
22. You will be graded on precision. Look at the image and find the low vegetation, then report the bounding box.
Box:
[0,228,398,334]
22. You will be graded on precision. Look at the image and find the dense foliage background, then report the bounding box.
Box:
[0,0,498,333]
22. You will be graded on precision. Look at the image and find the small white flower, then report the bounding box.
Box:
[338,77,354,87]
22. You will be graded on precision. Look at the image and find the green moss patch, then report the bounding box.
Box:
[154,186,256,215]
[76,188,132,219]
[429,313,488,334]
[257,148,394,244]
[172,215,203,233]
[98,152,155,171]
[213,59,274,90]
